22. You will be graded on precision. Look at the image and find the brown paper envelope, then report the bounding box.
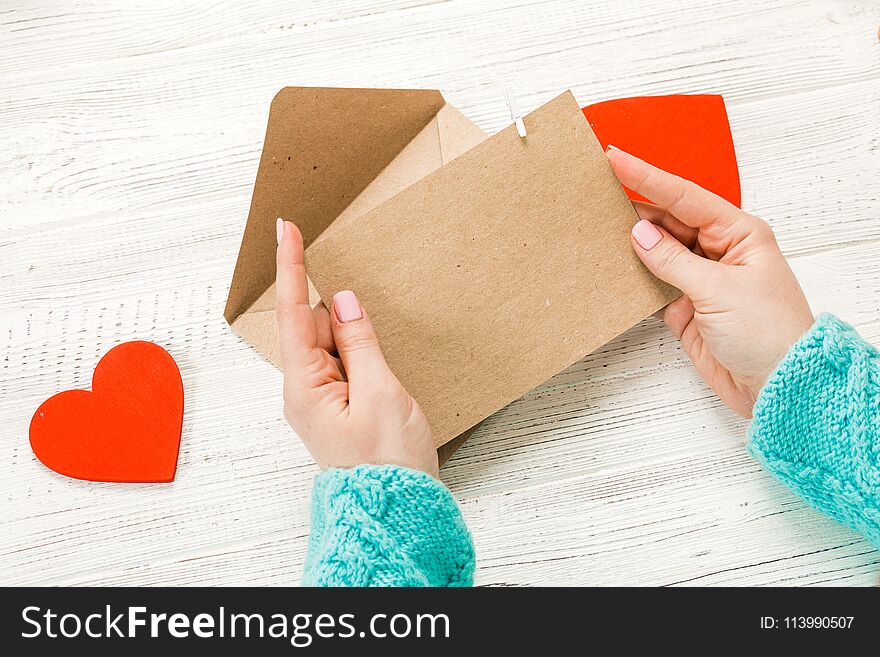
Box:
[304,91,678,448]
[225,88,488,368]
[224,87,491,460]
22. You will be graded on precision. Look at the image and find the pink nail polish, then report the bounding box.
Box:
[632,220,663,250]
[276,217,285,244]
[333,290,363,323]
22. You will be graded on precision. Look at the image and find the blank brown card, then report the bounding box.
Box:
[304,90,677,448]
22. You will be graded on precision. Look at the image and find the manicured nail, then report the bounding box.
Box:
[333,290,363,323]
[276,217,285,244]
[632,219,663,250]
[606,144,632,163]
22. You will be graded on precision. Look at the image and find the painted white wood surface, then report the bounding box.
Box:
[2,0,879,586]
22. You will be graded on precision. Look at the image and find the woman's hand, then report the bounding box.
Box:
[275,218,439,477]
[607,147,815,418]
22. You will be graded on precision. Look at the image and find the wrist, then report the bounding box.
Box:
[316,450,440,479]
[748,311,816,404]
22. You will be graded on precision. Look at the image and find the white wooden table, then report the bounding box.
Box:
[2,0,879,587]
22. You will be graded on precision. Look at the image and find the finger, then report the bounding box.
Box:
[275,219,318,371]
[312,301,337,355]
[607,146,759,240]
[631,219,718,299]
[329,290,394,396]
[634,201,718,260]
[658,295,695,339]
[632,201,699,250]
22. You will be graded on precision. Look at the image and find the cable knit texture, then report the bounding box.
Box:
[302,464,475,586]
[749,313,880,548]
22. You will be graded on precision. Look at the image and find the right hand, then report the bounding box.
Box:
[606,146,815,418]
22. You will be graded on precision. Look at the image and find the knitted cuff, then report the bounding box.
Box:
[303,464,475,587]
[748,313,880,547]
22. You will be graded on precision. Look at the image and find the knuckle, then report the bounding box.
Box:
[657,242,686,271]
[337,331,378,354]
[276,299,308,322]
[383,379,410,405]
[751,217,777,244]
[667,180,694,214]
[636,167,655,193]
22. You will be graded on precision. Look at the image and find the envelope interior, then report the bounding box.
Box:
[229,99,487,368]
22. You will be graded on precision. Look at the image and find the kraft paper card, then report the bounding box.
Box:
[224,86,677,455]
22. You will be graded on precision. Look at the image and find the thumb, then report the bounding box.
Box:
[631,219,715,298]
[329,290,393,392]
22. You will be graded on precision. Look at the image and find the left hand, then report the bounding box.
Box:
[275,219,439,477]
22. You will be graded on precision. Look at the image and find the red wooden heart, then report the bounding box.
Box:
[29,341,183,483]
[583,94,741,207]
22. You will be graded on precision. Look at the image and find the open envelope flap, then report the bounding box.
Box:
[227,89,488,368]
[224,86,448,326]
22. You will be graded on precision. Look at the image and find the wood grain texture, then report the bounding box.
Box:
[2,0,879,586]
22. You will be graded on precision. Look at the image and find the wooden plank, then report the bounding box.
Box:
[464,446,880,587]
[0,0,448,74]
[3,0,880,588]
[2,0,879,245]
[2,76,878,309]
[2,238,878,585]
[18,446,880,587]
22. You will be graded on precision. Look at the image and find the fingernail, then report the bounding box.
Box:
[606,144,620,152]
[632,219,663,250]
[333,290,363,323]
[276,217,285,245]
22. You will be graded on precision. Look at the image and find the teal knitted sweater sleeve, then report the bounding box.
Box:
[301,464,475,586]
[748,313,880,548]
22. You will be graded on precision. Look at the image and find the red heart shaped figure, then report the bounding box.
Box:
[583,94,741,208]
[29,341,184,483]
